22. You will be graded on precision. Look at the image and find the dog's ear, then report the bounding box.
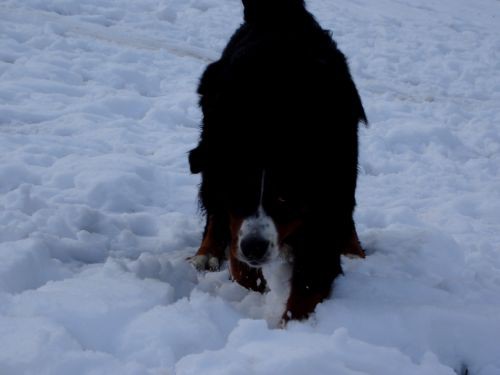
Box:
[242,0,305,22]
[188,145,205,174]
[242,0,304,6]
[241,0,260,21]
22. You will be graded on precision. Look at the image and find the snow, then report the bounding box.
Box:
[0,0,499,374]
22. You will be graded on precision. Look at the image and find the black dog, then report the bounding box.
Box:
[189,0,367,322]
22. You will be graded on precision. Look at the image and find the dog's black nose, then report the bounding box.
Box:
[240,236,270,263]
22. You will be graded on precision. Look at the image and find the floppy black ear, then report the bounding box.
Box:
[242,0,304,7]
[242,0,305,22]
[241,0,260,21]
[188,145,205,174]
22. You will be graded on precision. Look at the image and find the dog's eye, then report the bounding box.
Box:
[277,197,287,204]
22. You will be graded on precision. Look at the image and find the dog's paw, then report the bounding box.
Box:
[188,254,220,271]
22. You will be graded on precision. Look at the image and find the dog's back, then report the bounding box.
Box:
[191,0,366,178]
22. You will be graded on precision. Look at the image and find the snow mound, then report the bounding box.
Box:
[1,0,499,374]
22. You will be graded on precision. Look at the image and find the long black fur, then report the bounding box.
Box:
[189,0,366,319]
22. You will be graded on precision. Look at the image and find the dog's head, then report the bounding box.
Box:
[241,0,306,23]
[225,168,307,267]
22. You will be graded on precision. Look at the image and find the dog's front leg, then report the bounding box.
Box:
[281,244,342,323]
[189,214,228,271]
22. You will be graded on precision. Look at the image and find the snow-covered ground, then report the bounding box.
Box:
[1,0,499,373]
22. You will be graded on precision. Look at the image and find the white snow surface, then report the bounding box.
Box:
[1,0,499,374]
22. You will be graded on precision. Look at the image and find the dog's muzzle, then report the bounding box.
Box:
[237,209,278,267]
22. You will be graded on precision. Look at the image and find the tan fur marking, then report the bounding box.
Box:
[342,229,365,258]
[188,215,226,270]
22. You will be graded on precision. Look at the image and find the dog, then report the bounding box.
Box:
[188,0,367,323]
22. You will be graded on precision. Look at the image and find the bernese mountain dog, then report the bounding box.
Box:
[188,0,367,323]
